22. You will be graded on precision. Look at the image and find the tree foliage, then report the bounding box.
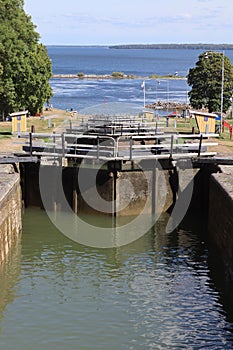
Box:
[187,51,233,113]
[0,0,52,117]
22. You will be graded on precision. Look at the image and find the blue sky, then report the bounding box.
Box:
[24,0,233,45]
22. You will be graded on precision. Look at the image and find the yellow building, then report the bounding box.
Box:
[190,110,217,133]
[10,110,28,134]
[143,110,154,120]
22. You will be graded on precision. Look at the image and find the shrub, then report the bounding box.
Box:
[112,71,125,78]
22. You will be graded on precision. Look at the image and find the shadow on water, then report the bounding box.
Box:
[208,244,233,325]
[167,210,233,332]
[1,208,233,348]
[179,209,233,325]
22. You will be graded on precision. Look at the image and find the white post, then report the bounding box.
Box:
[143,81,146,108]
[144,83,146,108]
[166,80,169,114]
[167,80,169,104]
[155,80,160,117]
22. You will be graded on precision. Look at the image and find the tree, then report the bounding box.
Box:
[187,51,233,113]
[0,0,53,117]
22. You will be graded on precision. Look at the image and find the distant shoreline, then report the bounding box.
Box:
[109,44,233,50]
[46,44,233,50]
[52,73,186,80]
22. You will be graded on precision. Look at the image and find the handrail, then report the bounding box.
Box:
[24,131,218,162]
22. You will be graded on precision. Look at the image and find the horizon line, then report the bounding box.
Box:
[44,43,233,47]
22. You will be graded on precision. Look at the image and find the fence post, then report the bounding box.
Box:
[62,133,65,157]
[170,135,174,158]
[97,136,100,159]
[115,139,118,157]
[130,137,133,160]
[198,134,203,157]
[53,132,56,154]
[29,132,32,156]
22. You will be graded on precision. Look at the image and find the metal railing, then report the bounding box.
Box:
[19,131,218,162]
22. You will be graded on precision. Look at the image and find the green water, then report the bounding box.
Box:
[0,208,233,349]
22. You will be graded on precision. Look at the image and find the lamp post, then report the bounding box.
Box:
[232,96,233,119]
[175,70,189,104]
[220,51,224,133]
[156,79,169,113]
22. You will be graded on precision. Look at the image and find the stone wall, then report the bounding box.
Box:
[0,165,22,265]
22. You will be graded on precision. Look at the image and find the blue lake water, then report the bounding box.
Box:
[48,46,233,113]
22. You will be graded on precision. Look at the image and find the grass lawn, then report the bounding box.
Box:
[27,116,65,133]
[0,123,12,139]
[0,109,232,153]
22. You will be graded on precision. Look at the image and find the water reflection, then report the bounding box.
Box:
[0,209,233,349]
[0,239,21,331]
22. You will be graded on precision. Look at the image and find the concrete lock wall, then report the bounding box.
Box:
[74,167,173,216]
[0,165,22,265]
[75,168,114,216]
[75,166,197,217]
[115,169,172,216]
[22,162,197,218]
[22,163,173,217]
[208,167,233,272]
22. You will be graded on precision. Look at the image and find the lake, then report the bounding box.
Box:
[48,46,233,113]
